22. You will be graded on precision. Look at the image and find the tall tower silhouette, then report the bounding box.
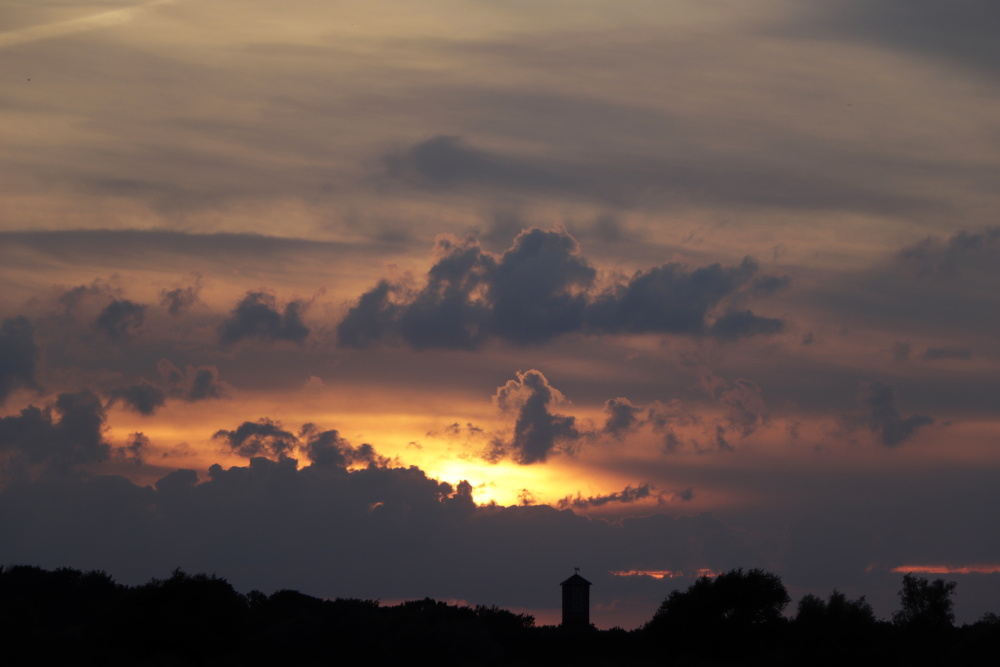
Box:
[560,568,592,629]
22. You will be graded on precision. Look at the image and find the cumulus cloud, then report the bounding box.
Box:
[488,370,582,465]
[157,360,226,402]
[0,316,40,404]
[212,419,390,468]
[108,381,167,416]
[95,299,146,340]
[900,227,1000,277]
[603,397,642,438]
[858,381,934,447]
[213,418,299,459]
[219,291,310,346]
[338,229,782,349]
[300,424,390,469]
[0,390,110,474]
[160,277,202,316]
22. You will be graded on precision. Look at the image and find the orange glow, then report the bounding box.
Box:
[891,564,1000,575]
[611,568,720,580]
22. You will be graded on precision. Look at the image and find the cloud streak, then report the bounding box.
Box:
[0,1,184,49]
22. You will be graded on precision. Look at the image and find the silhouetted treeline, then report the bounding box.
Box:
[2,565,999,666]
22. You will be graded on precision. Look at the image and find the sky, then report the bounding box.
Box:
[2,0,1000,629]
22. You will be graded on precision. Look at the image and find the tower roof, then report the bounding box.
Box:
[560,573,592,586]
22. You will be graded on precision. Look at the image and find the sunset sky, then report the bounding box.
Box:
[2,0,1000,628]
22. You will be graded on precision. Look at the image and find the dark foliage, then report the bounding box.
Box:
[644,567,791,659]
[0,565,991,666]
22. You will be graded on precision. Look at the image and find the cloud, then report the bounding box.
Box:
[603,398,642,438]
[805,1,1000,80]
[0,1,184,49]
[300,425,390,469]
[213,418,299,459]
[338,229,782,349]
[707,309,784,341]
[95,299,146,341]
[0,316,40,404]
[701,374,768,439]
[157,360,226,402]
[900,228,1000,277]
[160,278,202,317]
[0,391,110,474]
[212,419,391,468]
[108,381,167,416]
[219,291,310,346]
[921,346,972,361]
[118,432,150,466]
[557,484,654,510]
[858,381,934,447]
[380,133,928,215]
[588,258,760,336]
[489,370,582,465]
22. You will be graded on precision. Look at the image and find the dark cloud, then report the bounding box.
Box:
[489,229,595,345]
[807,1,1000,80]
[212,419,391,468]
[58,281,116,315]
[489,370,582,465]
[647,399,702,453]
[213,419,299,459]
[219,291,310,346]
[95,299,146,340]
[157,360,226,402]
[892,341,912,363]
[0,316,40,404]
[701,374,768,439]
[752,274,792,296]
[160,278,202,317]
[801,228,1000,344]
[0,447,763,622]
[921,346,972,361]
[0,390,110,474]
[300,424,390,469]
[339,229,781,349]
[381,133,929,215]
[603,397,642,438]
[383,135,558,192]
[859,381,934,447]
[587,258,759,336]
[109,381,167,416]
[118,432,150,466]
[673,487,694,503]
[187,368,225,400]
[707,309,784,341]
[900,228,1000,277]
[557,484,653,510]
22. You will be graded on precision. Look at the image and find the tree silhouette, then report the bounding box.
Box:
[892,573,957,631]
[644,568,790,658]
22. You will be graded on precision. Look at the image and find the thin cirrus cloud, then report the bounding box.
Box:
[0,1,185,49]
